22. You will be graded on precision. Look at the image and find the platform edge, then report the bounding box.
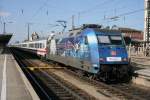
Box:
[13,55,40,100]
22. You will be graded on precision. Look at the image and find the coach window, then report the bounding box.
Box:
[40,43,41,48]
[30,44,32,47]
[43,44,45,48]
[39,43,41,48]
[35,43,36,48]
[41,44,43,48]
[31,44,32,48]
[38,43,39,48]
[40,44,42,48]
[41,43,43,48]
[40,43,42,48]
[36,43,38,48]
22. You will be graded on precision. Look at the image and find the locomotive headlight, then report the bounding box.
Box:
[93,64,98,67]
[99,58,105,62]
[93,64,99,70]
[122,58,128,61]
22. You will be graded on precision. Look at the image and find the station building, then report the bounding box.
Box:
[119,27,143,42]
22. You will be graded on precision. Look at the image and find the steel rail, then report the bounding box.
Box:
[10,49,52,100]
[11,48,97,100]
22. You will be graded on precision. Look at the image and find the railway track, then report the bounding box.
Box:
[42,57,150,100]
[11,48,150,100]
[131,56,150,60]
[130,56,150,69]
[11,48,97,100]
[11,49,54,100]
[111,84,150,100]
[131,57,150,66]
[35,70,96,100]
[63,68,150,100]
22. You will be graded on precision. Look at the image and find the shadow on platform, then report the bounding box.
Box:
[10,47,40,60]
[0,47,11,54]
[131,62,146,72]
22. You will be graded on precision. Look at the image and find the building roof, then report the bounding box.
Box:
[0,34,12,46]
[118,27,143,33]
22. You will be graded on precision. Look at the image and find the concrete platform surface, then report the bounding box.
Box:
[136,68,150,78]
[131,56,150,66]
[133,68,150,87]
[0,54,39,100]
[131,55,150,75]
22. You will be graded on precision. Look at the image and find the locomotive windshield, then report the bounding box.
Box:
[97,35,123,45]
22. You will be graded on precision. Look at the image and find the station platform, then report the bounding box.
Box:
[132,68,150,87]
[131,55,150,87]
[0,52,39,100]
[131,55,150,78]
[131,55,150,68]
[136,68,150,78]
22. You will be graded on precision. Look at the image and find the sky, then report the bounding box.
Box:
[0,0,144,43]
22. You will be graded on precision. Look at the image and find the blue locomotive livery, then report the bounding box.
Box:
[47,24,132,81]
[13,24,132,81]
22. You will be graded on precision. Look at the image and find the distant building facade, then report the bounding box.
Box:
[119,28,143,41]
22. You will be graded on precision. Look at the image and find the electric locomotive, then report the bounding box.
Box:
[47,24,132,81]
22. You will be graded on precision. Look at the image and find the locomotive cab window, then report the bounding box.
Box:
[97,35,123,45]
[97,36,110,44]
[110,36,122,45]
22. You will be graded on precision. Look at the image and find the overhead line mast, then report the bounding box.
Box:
[144,0,150,43]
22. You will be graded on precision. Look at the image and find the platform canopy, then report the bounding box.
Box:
[0,34,12,47]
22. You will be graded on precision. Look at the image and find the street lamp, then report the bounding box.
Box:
[3,21,13,34]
